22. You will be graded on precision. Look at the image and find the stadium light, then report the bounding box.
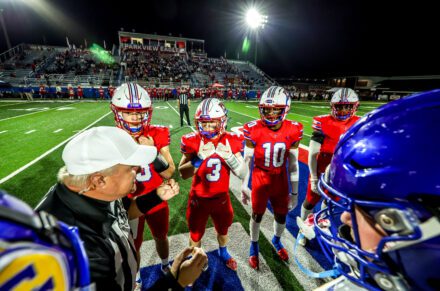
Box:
[245,8,268,29]
[244,8,268,66]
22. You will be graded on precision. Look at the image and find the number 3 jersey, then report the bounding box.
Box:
[180,132,243,197]
[243,119,303,174]
[130,125,170,197]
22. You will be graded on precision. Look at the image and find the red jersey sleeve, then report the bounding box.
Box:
[243,120,259,145]
[149,125,170,151]
[180,132,198,155]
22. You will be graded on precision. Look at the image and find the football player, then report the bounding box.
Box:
[299,88,360,246]
[241,86,303,269]
[0,190,92,290]
[313,90,440,290]
[179,98,245,271]
[111,83,175,274]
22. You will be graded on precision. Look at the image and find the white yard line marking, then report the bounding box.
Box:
[228,109,312,137]
[229,174,328,290]
[0,111,112,185]
[0,104,77,122]
[169,124,173,129]
[0,130,7,134]
[140,223,283,291]
[166,101,196,133]
[0,102,22,107]
[236,121,242,125]
[53,128,63,133]
[25,130,36,134]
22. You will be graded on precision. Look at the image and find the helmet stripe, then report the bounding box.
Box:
[133,83,139,102]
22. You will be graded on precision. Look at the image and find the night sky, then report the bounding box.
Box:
[0,0,438,77]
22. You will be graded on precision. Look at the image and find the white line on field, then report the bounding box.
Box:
[0,130,7,134]
[228,109,312,137]
[0,111,112,185]
[0,102,22,107]
[53,129,63,133]
[236,121,242,125]
[166,101,196,133]
[169,125,173,129]
[25,130,36,134]
[0,103,77,122]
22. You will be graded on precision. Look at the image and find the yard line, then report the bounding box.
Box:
[53,128,63,133]
[0,103,77,122]
[0,102,22,107]
[228,109,312,137]
[236,121,242,125]
[169,125,173,129]
[25,130,36,134]
[0,130,7,134]
[0,111,112,185]
[166,101,196,133]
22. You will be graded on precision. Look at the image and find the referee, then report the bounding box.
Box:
[178,88,191,127]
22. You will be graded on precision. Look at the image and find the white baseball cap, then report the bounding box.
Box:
[62,126,157,175]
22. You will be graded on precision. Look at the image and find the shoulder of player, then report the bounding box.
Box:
[181,132,199,142]
[284,119,303,130]
[148,124,170,134]
[313,114,331,122]
[243,119,260,133]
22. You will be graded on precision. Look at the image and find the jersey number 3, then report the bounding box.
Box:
[206,158,221,182]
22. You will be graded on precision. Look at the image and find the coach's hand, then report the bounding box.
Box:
[171,247,208,287]
[157,179,179,201]
[197,140,215,160]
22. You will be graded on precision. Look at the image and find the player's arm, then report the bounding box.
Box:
[241,139,255,205]
[287,140,301,210]
[309,129,324,192]
[178,152,197,180]
[158,145,175,179]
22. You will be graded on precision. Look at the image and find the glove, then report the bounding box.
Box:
[241,184,251,205]
[287,193,298,211]
[197,140,215,160]
[215,139,233,160]
[310,177,319,194]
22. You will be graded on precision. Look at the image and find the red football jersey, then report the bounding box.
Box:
[181,132,243,197]
[132,125,170,197]
[243,119,303,174]
[312,115,360,153]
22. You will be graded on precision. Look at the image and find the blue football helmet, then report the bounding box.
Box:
[0,190,92,290]
[315,90,440,290]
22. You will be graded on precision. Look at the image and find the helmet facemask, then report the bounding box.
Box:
[259,105,287,126]
[111,105,152,138]
[196,116,227,139]
[331,102,359,121]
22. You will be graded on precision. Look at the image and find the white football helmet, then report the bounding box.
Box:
[259,86,291,126]
[111,82,152,137]
[330,88,359,121]
[194,98,228,139]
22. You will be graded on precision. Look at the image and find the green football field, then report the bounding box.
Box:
[0,99,384,289]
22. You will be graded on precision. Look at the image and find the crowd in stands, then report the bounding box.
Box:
[120,47,190,82]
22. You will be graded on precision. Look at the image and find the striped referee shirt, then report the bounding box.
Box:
[35,183,137,290]
[179,93,189,105]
